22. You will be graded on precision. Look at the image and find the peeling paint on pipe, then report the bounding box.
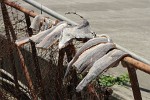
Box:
[23,0,77,25]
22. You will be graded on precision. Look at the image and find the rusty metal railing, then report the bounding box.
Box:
[2,0,150,100]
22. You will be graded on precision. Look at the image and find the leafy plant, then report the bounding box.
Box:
[97,73,129,87]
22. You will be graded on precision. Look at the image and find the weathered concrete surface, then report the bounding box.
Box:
[20,0,150,99]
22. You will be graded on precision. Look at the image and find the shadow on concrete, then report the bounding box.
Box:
[125,83,150,93]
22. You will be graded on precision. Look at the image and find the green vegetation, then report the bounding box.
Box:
[97,74,129,87]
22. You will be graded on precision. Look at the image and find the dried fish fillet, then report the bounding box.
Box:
[59,19,95,49]
[30,15,53,31]
[30,21,66,43]
[74,43,116,73]
[36,22,68,48]
[30,15,44,31]
[64,37,112,78]
[30,26,56,43]
[76,49,128,92]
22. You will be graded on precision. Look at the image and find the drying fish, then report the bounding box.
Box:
[15,37,30,46]
[76,49,128,92]
[59,12,96,49]
[29,26,56,43]
[30,15,44,31]
[64,37,112,79]
[74,43,116,73]
[30,21,67,43]
[81,53,120,75]
[58,21,95,49]
[30,15,53,31]
[40,17,51,31]
[96,34,112,43]
[36,21,68,48]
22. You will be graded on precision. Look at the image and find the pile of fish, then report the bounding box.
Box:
[15,14,129,92]
[15,14,95,49]
[64,37,129,92]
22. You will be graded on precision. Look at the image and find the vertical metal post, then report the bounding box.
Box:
[16,47,38,100]
[0,58,3,68]
[0,58,3,82]
[1,2,37,100]
[25,13,46,100]
[55,49,65,100]
[1,2,20,99]
[65,44,82,100]
[122,61,142,100]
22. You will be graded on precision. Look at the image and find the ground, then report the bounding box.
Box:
[21,0,150,99]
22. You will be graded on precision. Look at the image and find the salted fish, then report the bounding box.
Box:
[30,26,56,43]
[64,37,112,78]
[76,49,128,92]
[36,21,68,48]
[30,21,66,43]
[74,43,116,73]
[30,15,53,31]
[58,19,95,49]
[30,15,44,31]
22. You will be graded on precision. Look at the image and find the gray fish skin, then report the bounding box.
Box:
[30,15,44,31]
[40,17,52,31]
[36,22,68,49]
[30,21,66,43]
[30,15,53,31]
[75,43,116,73]
[77,19,89,29]
[59,21,94,49]
[64,37,112,79]
[96,34,112,43]
[58,27,94,49]
[30,26,56,43]
[81,51,120,75]
[76,49,128,92]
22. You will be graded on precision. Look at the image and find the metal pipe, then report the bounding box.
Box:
[1,2,21,99]
[4,0,37,17]
[123,56,150,74]
[4,0,150,66]
[25,14,46,100]
[116,44,150,65]
[23,0,150,66]
[23,0,77,25]
[55,49,65,99]
[16,46,38,100]
[123,62,142,100]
